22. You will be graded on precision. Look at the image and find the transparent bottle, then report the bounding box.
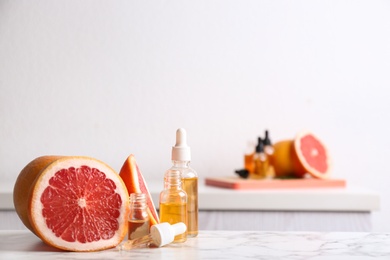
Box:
[252,138,267,179]
[244,137,262,177]
[244,140,256,174]
[263,130,274,156]
[159,170,187,243]
[166,128,198,237]
[263,130,275,179]
[128,193,150,240]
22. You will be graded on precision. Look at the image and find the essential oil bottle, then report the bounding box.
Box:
[128,193,150,240]
[245,137,262,175]
[252,137,267,179]
[263,130,275,179]
[159,170,187,243]
[244,140,256,174]
[166,128,198,237]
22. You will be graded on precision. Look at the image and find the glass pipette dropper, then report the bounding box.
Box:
[117,222,187,250]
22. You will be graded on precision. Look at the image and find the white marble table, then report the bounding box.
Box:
[0,181,380,231]
[1,230,390,259]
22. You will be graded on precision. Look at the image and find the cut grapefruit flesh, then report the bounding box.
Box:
[293,132,331,179]
[14,156,129,252]
[119,154,159,227]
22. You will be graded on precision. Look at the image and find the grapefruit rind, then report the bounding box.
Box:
[14,156,63,232]
[270,140,295,178]
[16,156,129,252]
[293,132,332,179]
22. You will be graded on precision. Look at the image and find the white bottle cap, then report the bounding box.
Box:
[171,128,191,161]
[150,222,187,247]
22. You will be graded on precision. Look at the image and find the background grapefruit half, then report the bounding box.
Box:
[271,132,332,179]
[293,131,331,179]
[119,154,159,227]
[13,156,129,252]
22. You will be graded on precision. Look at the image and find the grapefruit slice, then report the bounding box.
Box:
[13,156,129,252]
[119,155,159,227]
[293,132,331,179]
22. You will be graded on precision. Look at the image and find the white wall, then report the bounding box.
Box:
[1,1,390,231]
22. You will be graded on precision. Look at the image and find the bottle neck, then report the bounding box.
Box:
[129,193,147,210]
[172,160,190,168]
[164,170,183,189]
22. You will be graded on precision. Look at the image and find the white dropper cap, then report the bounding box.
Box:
[171,128,191,161]
[150,222,187,247]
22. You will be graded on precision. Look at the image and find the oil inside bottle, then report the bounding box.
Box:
[182,176,198,237]
[159,202,187,243]
[128,193,150,240]
[128,219,150,240]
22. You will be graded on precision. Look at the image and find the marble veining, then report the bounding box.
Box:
[1,230,390,259]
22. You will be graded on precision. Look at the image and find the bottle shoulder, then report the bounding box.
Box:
[159,189,187,203]
[160,188,187,195]
[167,165,198,178]
[181,167,198,178]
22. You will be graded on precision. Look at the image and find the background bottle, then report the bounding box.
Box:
[244,140,256,174]
[263,130,274,156]
[159,170,187,243]
[263,130,275,179]
[245,137,262,175]
[252,137,267,179]
[128,193,150,240]
[167,128,198,237]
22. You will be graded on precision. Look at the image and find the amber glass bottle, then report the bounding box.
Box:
[128,193,150,240]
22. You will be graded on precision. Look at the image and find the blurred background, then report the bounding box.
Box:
[1,1,389,231]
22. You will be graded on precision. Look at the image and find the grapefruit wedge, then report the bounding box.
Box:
[293,131,331,179]
[119,155,159,227]
[13,156,129,252]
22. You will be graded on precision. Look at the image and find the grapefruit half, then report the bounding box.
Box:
[119,154,159,227]
[293,132,331,179]
[13,156,129,252]
[270,140,295,178]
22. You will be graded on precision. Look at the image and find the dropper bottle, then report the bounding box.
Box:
[263,130,275,179]
[244,140,256,174]
[252,137,267,179]
[165,128,198,237]
[263,130,274,156]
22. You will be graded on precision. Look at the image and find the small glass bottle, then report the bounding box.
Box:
[245,137,263,175]
[263,130,275,179]
[128,193,150,240]
[167,128,198,237]
[263,130,274,156]
[244,140,256,174]
[159,170,187,243]
[252,138,267,179]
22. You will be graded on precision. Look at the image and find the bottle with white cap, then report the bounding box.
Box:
[150,222,187,247]
[117,222,187,250]
[166,128,198,237]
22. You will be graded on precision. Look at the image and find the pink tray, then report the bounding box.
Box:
[205,177,346,190]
